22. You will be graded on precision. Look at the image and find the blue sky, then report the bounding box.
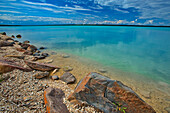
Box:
[0,0,170,25]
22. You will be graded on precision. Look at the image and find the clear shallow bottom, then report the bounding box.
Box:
[0,26,170,84]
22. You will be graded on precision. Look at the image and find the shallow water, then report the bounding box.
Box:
[1,26,170,84]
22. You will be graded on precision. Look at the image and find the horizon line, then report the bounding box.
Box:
[0,24,170,27]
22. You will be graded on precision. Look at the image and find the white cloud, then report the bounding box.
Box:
[0,10,21,13]
[144,20,154,24]
[0,15,72,22]
[94,0,170,20]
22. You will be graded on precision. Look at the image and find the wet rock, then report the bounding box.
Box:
[21,43,30,50]
[33,71,49,79]
[44,87,69,113]
[11,35,15,38]
[63,66,73,72]
[41,53,49,57]
[24,60,60,71]
[62,54,70,58]
[51,75,59,80]
[35,50,41,53]
[98,69,107,73]
[16,48,26,52]
[33,53,41,56]
[4,55,25,59]
[68,72,156,113]
[27,45,37,52]
[23,40,30,44]
[0,41,14,47]
[39,47,46,49]
[23,51,33,55]
[0,32,6,35]
[16,34,22,38]
[0,59,32,73]
[60,72,76,84]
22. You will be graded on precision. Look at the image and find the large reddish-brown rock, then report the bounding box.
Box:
[24,60,60,71]
[44,87,70,113]
[68,72,156,113]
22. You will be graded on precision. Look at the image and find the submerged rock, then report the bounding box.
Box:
[98,68,107,73]
[11,35,15,38]
[24,60,60,71]
[41,53,49,57]
[68,72,156,113]
[39,47,46,49]
[63,66,73,72]
[62,54,70,58]
[44,87,69,113]
[60,72,76,84]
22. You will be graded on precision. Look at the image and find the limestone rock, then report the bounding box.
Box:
[24,60,60,71]
[68,72,156,113]
[44,87,69,113]
[60,72,76,84]
[0,59,32,73]
[33,71,49,79]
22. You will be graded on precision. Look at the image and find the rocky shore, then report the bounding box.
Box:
[0,32,168,113]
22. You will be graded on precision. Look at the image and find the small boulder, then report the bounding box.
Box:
[23,51,33,55]
[44,87,69,113]
[16,34,22,38]
[33,71,49,79]
[60,72,76,84]
[27,45,37,52]
[51,75,59,80]
[23,40,30,44]
[21,43,30,50]
[0,32,6,35]
[11,35,15,38]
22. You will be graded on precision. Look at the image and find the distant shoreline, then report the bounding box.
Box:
[0,24,170,27]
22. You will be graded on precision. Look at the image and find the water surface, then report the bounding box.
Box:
[1,26,170,84]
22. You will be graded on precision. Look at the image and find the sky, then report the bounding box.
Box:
[0,0,170,25]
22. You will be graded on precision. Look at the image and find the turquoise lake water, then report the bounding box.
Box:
[0,26,170,84]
